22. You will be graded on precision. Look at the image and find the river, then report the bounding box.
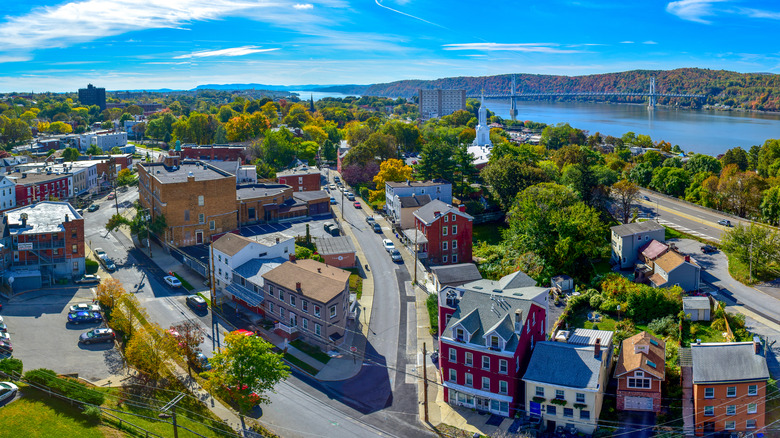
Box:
[483,99,780,156]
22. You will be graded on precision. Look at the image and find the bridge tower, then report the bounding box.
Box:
[510,74,518,121]
[648,76,656,110]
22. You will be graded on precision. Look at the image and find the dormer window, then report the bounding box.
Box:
[456,328,464,342]
[490,336,500,351]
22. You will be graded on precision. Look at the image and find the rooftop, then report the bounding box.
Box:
[5,202,81,235]
[524,342,606,390]
[236,183,291,201]
[397,194,432,208]
[682,296,710,310]
[614,331,665,380]
[212,232,293,257]
[277,166,321,176]
[691,342,769,384]
[555,328,614,347]
[640,239,669,260]
[655,250,696,272]
[234,257,288,288]
[430,263,482,286]
[262,259,350,304]
[611,221,665,237]
[316,236,356,255]
[140,160,234,184]
[7,171,70,185]
[202,160,240,175]
[292,190,330,202]
[414,199,473,225]
[386,179,450,188]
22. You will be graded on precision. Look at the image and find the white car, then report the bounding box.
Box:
[164,275,182,288]
[0,382,17,403]
[69,303,101,313]
[382,239,395,252]
[93,248,106,259]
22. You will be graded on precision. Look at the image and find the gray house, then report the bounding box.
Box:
[683,296,711,321]
[610,221,666,269]
[648,251,701,292]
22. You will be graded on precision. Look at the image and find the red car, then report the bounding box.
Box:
[233,329,255,337]
[353,201,361,209]
[107,193,116,200]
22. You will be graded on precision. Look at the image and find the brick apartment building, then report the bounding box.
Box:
[236,184,297,225]
[438,270,548,417]
[414,200,473,265]
[276,166,322,192]
[3,202,85,290]
[179,145,246,162]
[137,158,237,247]
[10,172,72,206]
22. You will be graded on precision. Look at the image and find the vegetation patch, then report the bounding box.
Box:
[172,272,194,291]
[283,352,319,376]
[472,223,506,245]
[290,339,331,364]
[426,293,439,335]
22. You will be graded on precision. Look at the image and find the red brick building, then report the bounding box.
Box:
[179,145,246,162]
[438,270,548,417]
[277,166,322,192]
[11,172,72,207]
[614,332,665,412]
[414,200,473,265]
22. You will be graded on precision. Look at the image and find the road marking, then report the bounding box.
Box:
[405,364,417,384]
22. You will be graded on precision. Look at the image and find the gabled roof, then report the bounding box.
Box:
[640,239,669,260]
[655,251,696,272]
[691,342,769,384]
[413,199,473,225]
[398,194,431,208]
[614,332,666,380]
[648,273,667,288]
[498,270,537,289]
[386,179,450,188]
[262,259,350,304]
[430,263,482,286]
[611,221,665,237]
[234,257,287,288]
[682,296,710,311]
[212,233,253,256]
[524,342,606,390]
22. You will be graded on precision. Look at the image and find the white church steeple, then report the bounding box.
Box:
[473,91,492,147]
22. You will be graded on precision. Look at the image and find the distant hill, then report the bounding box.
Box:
[193,83,326,91]
[315,68,780,111]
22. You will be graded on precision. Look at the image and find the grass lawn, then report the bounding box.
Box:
[725,250,779,285]
[472,223,506,245]
[343,268,363,300]
[283,352,319,375]
[0,384,108,438]
[681,321,726,347]
[569,308,618,332]
[173,272,195,291]
[290,339,331,364]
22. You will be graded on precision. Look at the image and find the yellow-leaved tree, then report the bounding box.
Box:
[370,158,412,203]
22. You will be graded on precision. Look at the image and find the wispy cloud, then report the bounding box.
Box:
[666,0,726,24]
[0,55,31,63]
[442,43,584,54]
[737,8,780,20]
[643,40,658,45]
[620,41,635,44]
[374,0,446,28]
[173,46,279,59]
[293,3,313,9]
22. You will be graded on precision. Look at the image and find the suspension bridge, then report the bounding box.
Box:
[469,76,706,120]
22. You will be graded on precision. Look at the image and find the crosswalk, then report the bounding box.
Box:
[656,219,721,243]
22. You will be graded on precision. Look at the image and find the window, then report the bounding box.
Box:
[465,352,473,366]
[451,213,455,221]
[184,210,190,221]
[704,406,714,416]
[268,286,274,297]
[727,386,737,397]
[218,268,222,276]
[747,419,756,429]
[456,328,464,341]
[198,195,204,206]
[563,408,573,418]
[726,405,736,416]
[580,410,590,420]
[442,226,448,236]
[443,215,448,222]
[499,381,508,395]
[279,290,284,300]
[314,305,321,317]
[442,241,448,250]
[555,390,565,400]
[452,254,457,263]
[704,387,714,399]
[72,244,78,253]
[535,386,544,397]
[449,348,457,363]
[443,255,448,263]
[748,403,758,414]
[628,378,651,389]
[481,377,490,391]
[198,213,205,224]
[314,323,321,336]
[465,373,473,387]
[452,225,457,235]
[302,300,308,312]
[499,359,508,374]
[490,336,499,350]
[748,384,758,396]
[209,220,215,230]
[482,356,490,370]
[449,369,457,382]
[302,318,308,330]
[218,255,222,262]
[290,295,296,307]
[724,421,735,430]
[279,307,284,318]
[329,305,337,319]
[576,393,585,404]
[546,405,556,416]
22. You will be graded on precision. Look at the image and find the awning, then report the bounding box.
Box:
[402,229,428,245]
[443,381,513,403]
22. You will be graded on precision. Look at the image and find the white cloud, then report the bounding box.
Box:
[173,46,279,59]
[0,55,31,63]
[442,43,584,54]
[737,8,780,20]
[643,40,659,45]
[374,0,446,28]
[293,3,314,9]
[620,41,635,44]
[666,0,726,24]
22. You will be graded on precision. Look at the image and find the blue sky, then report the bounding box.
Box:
[1,0,780,92]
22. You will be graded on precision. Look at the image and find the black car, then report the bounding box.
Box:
[79,328,115,344]
[68,311,102,325]
[701,245,718,254]
[373,222,382,233]
[186,295,207,311]
[87,204,99,212]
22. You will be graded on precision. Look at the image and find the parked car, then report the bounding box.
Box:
[346,193,355,201]
[701,245,718,254]
[366,216,376,225]
[390,249,403,262]
[79,328,115,344]
[69,303,100,313]
[0,341,11,354]
[642,195,650,201]
[717,219,732,227]
[373,223,382,233]
[329,227,340,237]
[0,332,10,343]
[93,248,106,258]
[329,183,336,190]
[68,311,102,325]
[164,276,182,288]
[0,382,18,403]
[0,324,8,333]
[330,197,337,204]
[186,294,207,310]
[87,204,99,212]
[75,274,101,285]
[196,353,212,371]
[353,201,361,209]
[382,239,395,252]
[101,257,117,272]
[333,176,340,183]
[107,193,116,200]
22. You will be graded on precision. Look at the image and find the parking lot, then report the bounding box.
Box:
[238,215,335,240]
[2,286,122,382]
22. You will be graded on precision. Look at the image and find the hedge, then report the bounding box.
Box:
[24,368,105,406]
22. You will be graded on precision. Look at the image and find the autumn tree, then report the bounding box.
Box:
[612,179,640,224]
[721,224,780,281]
[170,321,205,376]
[96,278,128,310]
[371,159,412,202]
[125,324,177,382]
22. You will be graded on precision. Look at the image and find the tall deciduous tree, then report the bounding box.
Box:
[96,278,127,310]
[125,324,176,382]
[481,156,549,209]
[62,147,80,162]
[612,179,640,224]
[170,321,205,376]
[371,158,412,202]
[417,142,455,181]
[721,224,780,280]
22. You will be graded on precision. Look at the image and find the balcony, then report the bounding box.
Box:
[274,322,298,335]
[225,283,264,308]
[14,240,65,250]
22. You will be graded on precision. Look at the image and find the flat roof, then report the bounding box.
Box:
[317,236,356,255]
[236,184,291,200]
[7,172,70,185]
[5,201,80,234]
[140,161,234,184]
[277,166,321,176]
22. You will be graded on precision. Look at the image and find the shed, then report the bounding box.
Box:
[316,236,356,268]
[682,296,711,322]
[551,274,574,293]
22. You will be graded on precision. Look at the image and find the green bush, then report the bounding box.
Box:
[426,293,438,335]
[85,258,99,275]
[24,368,57,386]
[23,368,105,405]
[82,405,102,423]
[648,315,680,340]
[0,358,23,377]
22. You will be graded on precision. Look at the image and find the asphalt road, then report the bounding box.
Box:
[637,189,739,242]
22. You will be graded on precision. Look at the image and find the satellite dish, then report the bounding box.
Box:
[20,213,28,220]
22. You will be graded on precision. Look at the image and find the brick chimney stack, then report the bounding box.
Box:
[296,282,301,291]
[594,338,602,358]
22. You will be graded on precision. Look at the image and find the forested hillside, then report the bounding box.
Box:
[319,68,780,111]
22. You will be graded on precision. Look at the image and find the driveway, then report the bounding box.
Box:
[615,410,656,438]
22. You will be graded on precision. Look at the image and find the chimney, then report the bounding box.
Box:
[296,282,301,291]
[276,237,280,243]
[594,338,602,358]
[317,267,322,273]
[754,336,761,354]
[459,205,466,213]
[289,254,296,262]
[514,309,523,333]
[21,216,27,227]
[434,211,440,218]
[65,214,69,223]
[684,255,691,262]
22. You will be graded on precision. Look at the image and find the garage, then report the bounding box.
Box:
[624,396,654,411]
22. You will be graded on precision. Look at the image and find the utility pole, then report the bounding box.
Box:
[749,228,754,283]
[422,342,429,423]
[160,392,185,438]
[413,227,419,285]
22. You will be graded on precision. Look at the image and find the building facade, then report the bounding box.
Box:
[390,194,431,229]
[179,145,246,162]
[79,131,127,152]
[385,180,452,224]
[0,176,16,212]
[137,160,238,247]
[10,172,72,206]
[614,332,665,412]
[78,84,106,110]
[473,95,492,147]
[418,89,466,120]
[236,184,297,225]
[414,200,473,265]
[610,221,666,269]
[277,166,322,192]
[316,236,356,268]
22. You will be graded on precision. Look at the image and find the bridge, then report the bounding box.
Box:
[469,76,706,120]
